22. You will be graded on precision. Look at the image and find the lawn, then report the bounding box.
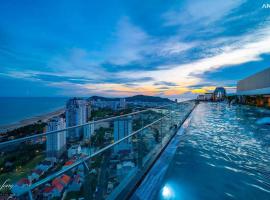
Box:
[0,154,45,184]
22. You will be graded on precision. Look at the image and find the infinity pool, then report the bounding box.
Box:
[157,102,270,200]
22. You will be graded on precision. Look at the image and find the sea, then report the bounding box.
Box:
[0,97,68,126]
[0,97,193,127]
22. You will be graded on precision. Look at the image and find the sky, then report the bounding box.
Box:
[0,0,270,98]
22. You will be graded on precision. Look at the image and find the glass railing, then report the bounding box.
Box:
[0,101,196,200]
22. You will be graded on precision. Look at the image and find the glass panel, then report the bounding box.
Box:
[0,101,196,199]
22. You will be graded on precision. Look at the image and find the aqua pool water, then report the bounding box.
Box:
[157,102,270,200]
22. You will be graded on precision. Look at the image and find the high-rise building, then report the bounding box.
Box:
[113,116,132,153]
[46,117,66,160]
[86,101,92,120]
[83,122,95,141]
[237,67,270,107]
[66,98,87,141]
[119,98,126,109]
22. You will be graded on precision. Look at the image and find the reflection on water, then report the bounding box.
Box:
[157,102,270,200]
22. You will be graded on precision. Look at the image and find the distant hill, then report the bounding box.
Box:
[88,95,172,103]
[88,96,119,101]
[126,95,172,102]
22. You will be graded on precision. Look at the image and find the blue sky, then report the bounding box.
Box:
[0,0,270,97]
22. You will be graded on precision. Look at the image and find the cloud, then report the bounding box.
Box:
[103,17,195,66]
[154,81,179,86]
[5,21,270,97]
[119,24,270,94]
[104,17,149,65]
[158,86,170,90]
[1,1,270,98]
[163,0,244,27]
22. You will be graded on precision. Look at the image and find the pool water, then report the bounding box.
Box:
[157,102,270,200]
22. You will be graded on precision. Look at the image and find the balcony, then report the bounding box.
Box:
[0,101,196,200]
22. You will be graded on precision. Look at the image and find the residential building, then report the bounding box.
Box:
[46,117,66,160]
[91,99,119,110]
[68,175,82,192]
[197,95,205,101]
[28,168,44,182]
[237,67,270,107]
[67,145,82,158]
[197,93,213,101]
[66,98,87,141]
[37,160,54,172]
[83,122,95,141]
[119,98,126,109]
[205,92,213,101]
[113,116,132,153]
[12,178,31,195]
[86,101,92,120]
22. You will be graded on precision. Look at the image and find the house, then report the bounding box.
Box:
[76,164,85,178]
[43,186,54,199]
[52,178,64,197]
[43,175,71,199]
[28,168,44,182]
[12,178,30,195]
[64,160,75,166]
[68,145,82,158]
[60,174,71,186]
[62,159,76,172]
[37,160,53,172]
[68,175,82,192]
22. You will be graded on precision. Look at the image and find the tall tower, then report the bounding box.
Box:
[86,101,92,120]
[83,122,95,142]
[119,98,126,109]
[46,117,66,160]
[113,116,132,153]
[66,98,87,141]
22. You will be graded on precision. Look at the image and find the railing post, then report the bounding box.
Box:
[28,190,33,200]
[83,159,92,200]
[137,131,143,169]
[160,117,163,147]
[178,103,181,127]
[170,104,173,130]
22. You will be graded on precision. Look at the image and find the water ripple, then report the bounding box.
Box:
[159,102,270,200]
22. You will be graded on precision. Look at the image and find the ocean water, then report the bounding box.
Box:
[157,102,270,200]
[0,97,68,126]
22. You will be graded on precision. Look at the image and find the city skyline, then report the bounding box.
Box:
[1,0,270,98]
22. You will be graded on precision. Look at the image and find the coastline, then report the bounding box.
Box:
[0,108,65,133]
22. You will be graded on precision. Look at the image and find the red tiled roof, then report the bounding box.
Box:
[64,160,74,166]
[52,178,61,186]
[52,178,64,192]
[61,174,71,185]
[44,186,54,193]
[54,182,64,192]
[17,178,30,186]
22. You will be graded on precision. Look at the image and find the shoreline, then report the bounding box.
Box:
[0,108,65,133]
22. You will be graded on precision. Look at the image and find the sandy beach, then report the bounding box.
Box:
[0,108,65,133]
